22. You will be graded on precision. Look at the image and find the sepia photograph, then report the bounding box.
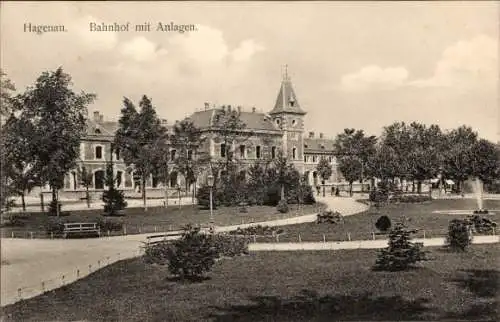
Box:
[0,1,499,321]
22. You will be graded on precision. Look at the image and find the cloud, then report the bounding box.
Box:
[231,39,265,62]
[410,35,498,88]
[120,36,168,62]
[340,65,409,92]
[169,25,264,64]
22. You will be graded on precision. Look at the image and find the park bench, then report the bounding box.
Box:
[63,222,100,238]
[145,231,184,246]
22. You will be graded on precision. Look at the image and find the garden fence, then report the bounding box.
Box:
[2,247,145,307]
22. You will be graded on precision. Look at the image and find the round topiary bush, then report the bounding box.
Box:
[375,215,392,232]
[276,200,289,213]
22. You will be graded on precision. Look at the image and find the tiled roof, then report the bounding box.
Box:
[304,138,335,153]
[269,78,306,115]
[187,109,280,132]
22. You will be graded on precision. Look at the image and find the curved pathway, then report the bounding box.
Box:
[1,196,367,306]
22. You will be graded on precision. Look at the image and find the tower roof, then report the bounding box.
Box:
[269,67,306,115]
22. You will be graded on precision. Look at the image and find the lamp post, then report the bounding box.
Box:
[207,173,215,228]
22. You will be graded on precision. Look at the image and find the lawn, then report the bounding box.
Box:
[258,199,500,243]
[0,202,325,238]
[1,245,498,321]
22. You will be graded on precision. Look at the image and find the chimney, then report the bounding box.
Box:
[204,102,209,110]
[319,133,324,139]
[309,131,314,138]
[93,111,100,122]
[252,107,256,113]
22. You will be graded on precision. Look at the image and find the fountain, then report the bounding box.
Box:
[472,178,488,214]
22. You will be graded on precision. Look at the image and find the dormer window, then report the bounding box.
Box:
[321,145,325,150]
[304,144,308,149]
[276,119,280,125]
[292,119,296,126]
[94,128,101,134]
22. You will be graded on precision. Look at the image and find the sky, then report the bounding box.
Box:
[1,1,499,142]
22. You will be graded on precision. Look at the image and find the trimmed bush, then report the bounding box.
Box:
[144,225,218,281]
[466,215,497,234]
[374,223,428,271]
[229,225,284,236]
[316,211,343,224]
[276,200,289,213]
[211,234,249,257]
[97,217,124,233]
[446,219,473,251]
[375,215,392,232]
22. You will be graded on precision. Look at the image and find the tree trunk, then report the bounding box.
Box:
[40,187,45,213]
[417,181,422,194]
[142,176,147,211]
[86,187,90,208]
[21,193,26,211]
[349,182,353,197]
[412,181,415,193]
[164,167,169,210]
[178,188,181,209]
[280,184,285,201]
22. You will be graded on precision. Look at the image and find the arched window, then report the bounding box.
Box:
[169,171,178,188]
[94,170,105,189]
[116,171,123,187]
[170,149,176,161]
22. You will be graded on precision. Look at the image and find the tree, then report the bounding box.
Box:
[114,96,167,211]
[170,119,208,202]
[335,129,377,196]
[78,166,93,208]
[470,139,499,184]
[375,215,392,232]
[316,157,332,197]
[0,70,16,211]
[407,123,444,194]
[374,222,428,271]
[1,115,38,211]
[0,69,15,118]
[102,159,127,215]
[442,126,478,193]
[14,67,95,216]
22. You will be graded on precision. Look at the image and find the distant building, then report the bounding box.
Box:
[48,71,342,199]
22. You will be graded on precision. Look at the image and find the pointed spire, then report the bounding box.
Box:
[270,65,306,115]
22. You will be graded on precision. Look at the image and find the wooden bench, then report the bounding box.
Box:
[145,231,184,246]
[63,222,100,238]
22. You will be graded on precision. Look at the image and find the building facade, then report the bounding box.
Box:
[49,72,342,199]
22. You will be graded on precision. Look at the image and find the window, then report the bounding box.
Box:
[321,145,325,150]
[292,147,297,160]
[170,149,176,161]
[304,155,307,162]
[94,170,105,189]
[116,171,123,187]
[187,150,193,160]
[292,119,296,126]
[312,156,317,163]
[94,129,101,134]
[256,146,261,159]
[220,143,226,158]
[328,156,332,163]
[95,146,103,159]
[239,145,246,158]
[304,144,308,149]
[115,148,120,160]
[276,119,280,125]
[271,146,276,159]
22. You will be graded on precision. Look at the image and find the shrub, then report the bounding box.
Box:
[102,188,127,215]
[144,225,218,281]
[211,233,249,257]
[48,200,62,216]
[316,211,343,224]
[197,186,221,209]
[276,200,289,213]
[374,223,428,271]
[375,215,392,232]
[446,219,473,251]
[97,217,124,233]
[369,189,388,206]
[229,225,284,236]
[45,218,66,236]
[466,215,497,234]
[263,185,281,206]
[1,213,28,227]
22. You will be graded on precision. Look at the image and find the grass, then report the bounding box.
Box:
[259,199,500,243]
[1,245,498,321]
[0,202,325,238]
